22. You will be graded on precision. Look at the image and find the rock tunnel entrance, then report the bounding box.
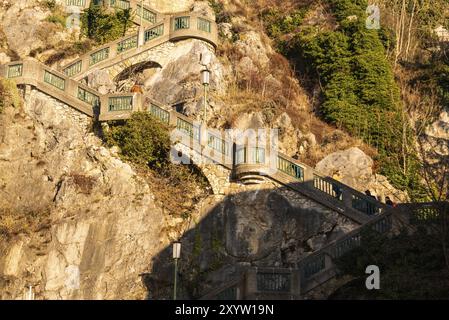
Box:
[114,61,162,90]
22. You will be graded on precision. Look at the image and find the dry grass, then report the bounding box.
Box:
[211,0,380,167]
[69,173,96,195]
[0,208,51,240]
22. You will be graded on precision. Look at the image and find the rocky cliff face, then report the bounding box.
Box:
[0,89,171,299]
[0,90,357,299]
[0,0,406,300]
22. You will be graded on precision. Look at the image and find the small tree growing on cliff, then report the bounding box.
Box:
[104,112,171,169]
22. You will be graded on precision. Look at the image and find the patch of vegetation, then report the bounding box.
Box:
[42,0,67,28]
[262,0,425,198]
[209,0,232,24]
[0,208,51,240]
[260,7,307,39]
[0,78,21,113]
[81,4,134,44]
[45,13,67,28]
[105,112,171,169]
[104,112,212,220]
[333,224,449,299]
[43,40,94,65]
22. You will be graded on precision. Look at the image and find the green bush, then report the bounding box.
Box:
[81,5,134,44]
[209,0,231,24]
[46,13,67,27]
[262,0,425,197]
[104,112,171,169]
[260,7,307,39]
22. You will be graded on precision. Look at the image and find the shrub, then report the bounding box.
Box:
[46,14,67,27]
[81,5,134,44]
[209,0,231,24]
[104,112,171,169]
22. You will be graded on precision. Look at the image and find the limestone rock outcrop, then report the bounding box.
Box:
[0,89,169,299]
[316,147,407,202]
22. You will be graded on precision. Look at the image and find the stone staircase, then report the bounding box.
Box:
[1,2,442,300]
[58,0,218,81]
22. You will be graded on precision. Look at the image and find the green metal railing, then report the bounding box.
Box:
[64,61,82,77]
[177,118,200,141]
[78,87,100,107]
[313,175,341,200]
[137,4,157,23]
[256,273,291,292]
[249,147,265,164]
[197,18,212,33]
[235,147,265,164]
[352,195,380,216]
[371,215,391,233]
[110,0,130,10]
[90,48,110,66]
[144,24,164,42]
[174,16,190,30]
[150,103,170,123]
[302,253,325,279]
[208,133,229,155]
[109,96,133,112]
[332,234,361,259]
[44,70,65,90]
[7,64,23,78]
[277,157,304,181]
[66,0,86,6]
[117,36,138,53]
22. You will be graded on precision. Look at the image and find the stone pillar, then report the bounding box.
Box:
[342,188,353,211]
[244,269,258,300]
[138,26,145,47]
[291,269,302,298]
[199,123,208,148]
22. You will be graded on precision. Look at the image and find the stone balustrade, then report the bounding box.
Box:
[59,2,218,80]
[202,212,393,300]
[2,59,387,224]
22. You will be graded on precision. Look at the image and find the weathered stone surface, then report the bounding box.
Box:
[147,180,359,299]
[0,90,168,300]
[316,147,407,202]
[87,69,116,95]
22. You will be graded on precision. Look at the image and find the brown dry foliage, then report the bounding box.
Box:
[0,208,51,240]
[69,173,96,194]
[214,0,372,166]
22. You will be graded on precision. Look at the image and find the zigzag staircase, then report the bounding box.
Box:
[1,1,440,300]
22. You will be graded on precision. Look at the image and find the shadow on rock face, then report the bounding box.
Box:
[142,183,358,300]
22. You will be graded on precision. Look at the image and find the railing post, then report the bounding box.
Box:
[133,93,143,111]
[138,26,145,47]
[169,110,178,128]
[244,269,257,300]
[291,269,301,299]
[199,123,208,148]
[342,188,352,212]
[303,167,314,185]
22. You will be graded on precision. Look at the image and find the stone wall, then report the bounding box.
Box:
[145,0,195,13]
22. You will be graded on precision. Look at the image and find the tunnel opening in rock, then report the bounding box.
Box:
[114,61,162,91]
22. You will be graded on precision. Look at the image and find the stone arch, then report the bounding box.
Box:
[105,42,175,81]
[172,143,232,195]
[113,61,162,83]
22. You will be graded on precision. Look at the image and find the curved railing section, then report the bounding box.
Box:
[59,3,218,80]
